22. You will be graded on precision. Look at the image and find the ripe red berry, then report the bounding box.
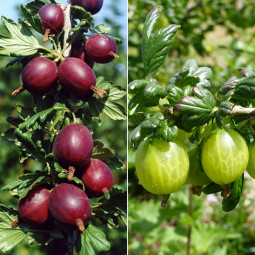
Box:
[81,159,114,197]
[48,183,91,233]
[71,41,94,69]
[18,187,50,226]
[12,57,58,96]
[39,4,64,41]
[58,57,106,98]
[85,34,118,64]
[71,0,103,15]
[53,123,93,181]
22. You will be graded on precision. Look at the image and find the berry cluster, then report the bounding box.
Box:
[13,1,116,235]
[12,2,118,99]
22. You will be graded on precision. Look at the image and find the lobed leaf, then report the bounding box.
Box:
[154,120,178,142]
[0,17,41,57]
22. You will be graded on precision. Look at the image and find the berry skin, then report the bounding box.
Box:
[81,159,114,197]
[71,0,103,15]
[12,57,58,96]
[247,142,255,179]
[53,123,93,180]
[48,183,91,233]
[39,4,64,40]
[85,34,118,64]
[201,128,249,185]
[58,57,105,98]
[71,41,94,69]
[135,138,189,195]
[18,187,50,226]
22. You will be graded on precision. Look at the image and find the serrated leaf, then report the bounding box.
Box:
[154,120,178,142]
[94,187,127,228]
[2,171,52,198]
[143,82,167,99]
[90,24,111,34]
[175,87,216,129]
[128,79,148,94]
[71,5,93,22]
[142,7,161,65]
[218,76,239,96]
[74,225,110,255]
[25,0,56,15]
[233,74,255,99]
[92,140,123,170]
[218,102,233,117]
[222,175,244,212]
[88,78,126,120]
[167,85,185,106]
[0,17,41,57]
[0,205,26,253]
[21,4,43,34]
[129,112,164,148]
[144,24,180,76]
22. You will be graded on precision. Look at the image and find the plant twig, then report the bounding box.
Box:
[63,1,72,58]
[187,186,193,255]
[230,105,255,115]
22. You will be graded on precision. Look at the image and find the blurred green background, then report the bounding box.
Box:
[0,0,127,254]
[128,0,255,254]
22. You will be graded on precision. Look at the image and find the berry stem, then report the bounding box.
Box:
[12,86,24,96]
[43,29,51,42]
[230,105,255,115]
[75,218,85,234]
[109,51,119,59]
[67,166,75,182]
[91,87,107,99]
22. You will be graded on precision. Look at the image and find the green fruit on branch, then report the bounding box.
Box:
[186,147,211,186]
[201,128,249,185]
[135,138,189,194]
[247,142,255,178]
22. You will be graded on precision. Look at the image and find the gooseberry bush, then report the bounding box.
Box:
[0,0,126,254]
[129,7,255,212]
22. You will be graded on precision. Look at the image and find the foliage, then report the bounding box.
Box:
[129,4,255,254]
[0,0,127,254]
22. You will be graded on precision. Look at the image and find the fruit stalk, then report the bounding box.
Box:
[63,0,72,57]
[186,186,193,255]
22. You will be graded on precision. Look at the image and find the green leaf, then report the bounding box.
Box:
[129,112,164,148]
[92,140,123,170]
[74,225,110,255]
[233,74,255,99]
[2,128,16,142]
[144,24,180,76]
[222,175,244,212]
[90,24,111,34]
[1,171,52,198]
[167,85,185,106]
[218,101,233,117]
[71,5,94,22]
[202,183,222,194]
[88,77,126,120]
[0,205,26,253]
[25,0,56,15]
[0,17,41,57]
[93,187,127,228]
[143,82,167,99]
[128,79,148,94]
[218,76,239,96]
[142,7,161,65]
[21,5,43,34]
[175,87,216,129]
[168,60,212,88]
[154,120,178,142]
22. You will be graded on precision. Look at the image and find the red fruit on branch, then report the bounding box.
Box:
[39,4,64,41]
[53,123,93,181]
[58,57,106,98]
[85,34,118,64]
[71,41,94,69]
[18,187,50,226]
[48,183,91,233]
[81,159,114,197]
[12,57,58,96]
[71,0,103,15]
